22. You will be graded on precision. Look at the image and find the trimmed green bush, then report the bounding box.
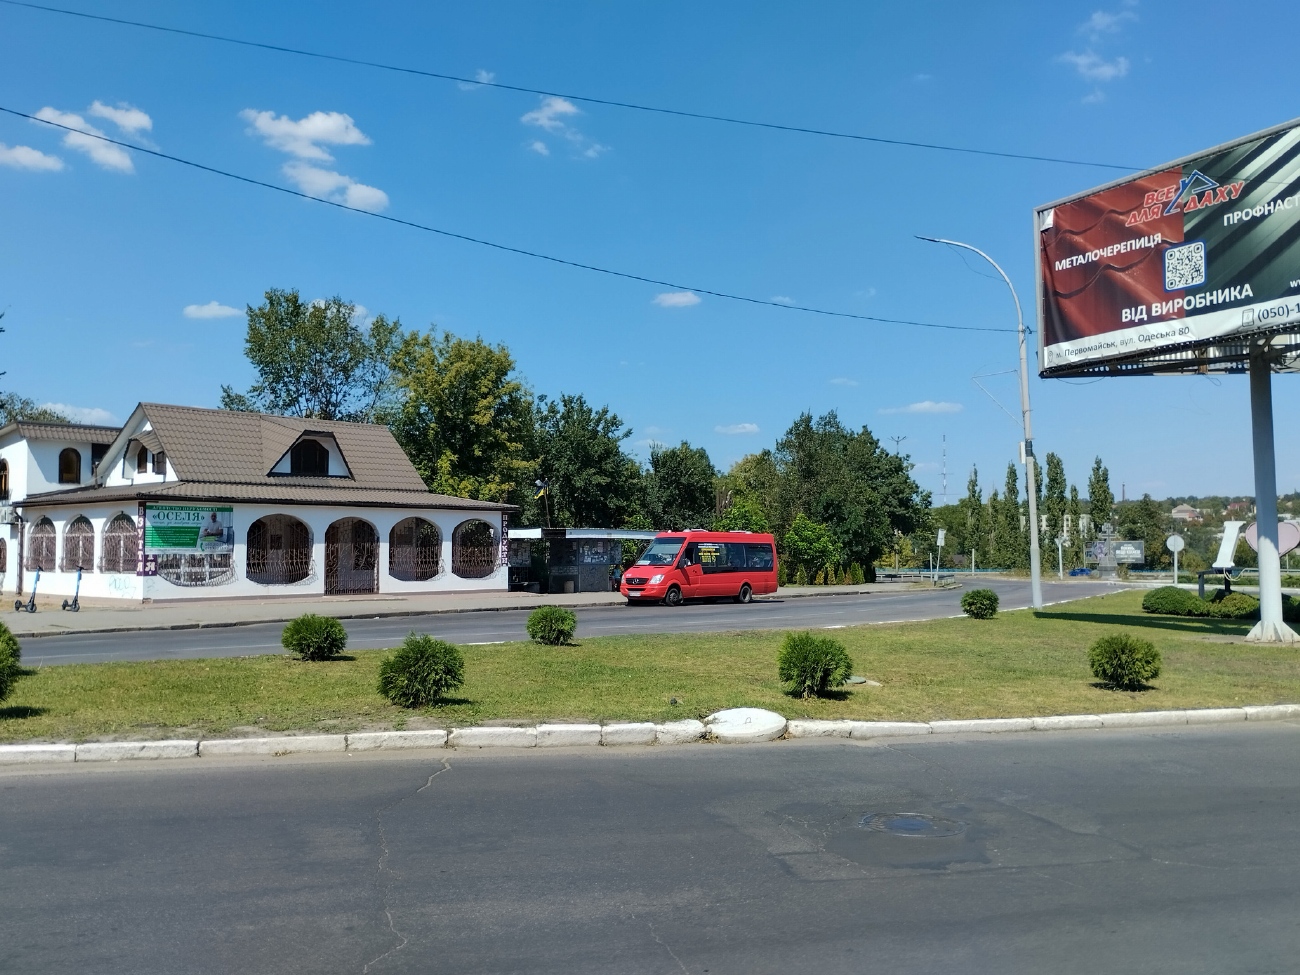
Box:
[377,633,465,708]
[793,566,807,586]
[778,563,789,587]
[1089,633,1161,690]
[849,563,865,585]
[281,613,348,661]
[526,605,577,645]
[0,621,22,704]
[813,569,826,586]
[777,632,854,699]
[960,588,999,620]
[1142,586,1205,616]
[1206,592,1260,620]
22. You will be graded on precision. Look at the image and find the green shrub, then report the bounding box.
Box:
[1089,633,1161,690]
[960,589,999,620]
[526,605,577,645]
[777,632,854,699]
[813,569,825,586]
[377,633,465,708]
[0,621,21,703]
[280,613,348,661]
[1205,591,1260,620]
[1142,586,1206,616]
[778,563,789,587]
[794,566,808,586]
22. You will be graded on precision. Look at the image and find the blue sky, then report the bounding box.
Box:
[2,0,1298,501]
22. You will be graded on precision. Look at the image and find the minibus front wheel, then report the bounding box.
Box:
[663,585,683,607]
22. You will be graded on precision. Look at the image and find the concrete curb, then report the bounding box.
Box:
[2,704,1297,766]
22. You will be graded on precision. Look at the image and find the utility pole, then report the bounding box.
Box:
[941,434,948,506]
[888,435,907,455]
[918,236,1043,609]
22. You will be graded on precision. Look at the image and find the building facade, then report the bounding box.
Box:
[7,403,514,601]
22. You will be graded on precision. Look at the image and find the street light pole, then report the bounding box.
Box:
[917,236,1043,610]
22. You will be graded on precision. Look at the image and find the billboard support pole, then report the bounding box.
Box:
[918,237,1044,609]
[1246,346,1297,642]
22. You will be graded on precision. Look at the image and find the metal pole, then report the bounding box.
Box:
[1246,346,1297,642]
[918,236,1043,609]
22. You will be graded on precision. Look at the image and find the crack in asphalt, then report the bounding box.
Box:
[628,911,689,974]
[361,760,452,974]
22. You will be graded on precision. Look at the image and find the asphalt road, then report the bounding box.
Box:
[3,722,1298,974]
[21,579,1119,665]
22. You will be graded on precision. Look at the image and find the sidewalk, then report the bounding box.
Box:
[5,582,932,639]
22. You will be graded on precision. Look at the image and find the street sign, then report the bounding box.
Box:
[936,529,946,548]
[1166,534,1185,554]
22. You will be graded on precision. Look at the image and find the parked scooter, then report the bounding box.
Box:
[61,566,82,612]
[14,567,39,613]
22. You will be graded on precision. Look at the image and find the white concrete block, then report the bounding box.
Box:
[347,730,448,751]
[1032,714,1103,731]
[655,719,707,744]
[705,707,787,743]
[448,726,537,748]
[0,743,76,764]
[847,722,931,738]
[535,724,602,747]
[1184,708,1246,725]
[1243,703,1300,721]
[930,718,1035,734]
[199,735,347,757]
[76,740,197,762]
[1098,710,1188,728]
[787,720,855,738]
[600,723,657,746]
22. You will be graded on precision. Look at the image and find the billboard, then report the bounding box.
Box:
[1037,118,1300,375]
[143,505,234,555]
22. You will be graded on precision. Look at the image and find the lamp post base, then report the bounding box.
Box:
[1245,619,1299,644]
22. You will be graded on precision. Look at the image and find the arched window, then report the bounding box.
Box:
[246,514,313,585]
[290,439,331,476]
[102,513,138,573]
[58,448,82,484]
[389,517,441,581]
[0,459,9,501]
[26,517,56,572]
[62,516,95,572]
[452,519,497,579]
[325,518,378,594]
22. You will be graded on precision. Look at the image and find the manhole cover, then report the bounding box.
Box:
[858,813,968,837]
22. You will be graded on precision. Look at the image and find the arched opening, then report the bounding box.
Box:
[58,448,82,485]
[246,515,313,586]
[27,517,56,572]
[102,513,138,573]
[325,518,378,594]
[62,516,95,572]
[452,519,497,579]
[290,439,330,476]
[389,517,441,582]
[0,459,9,501]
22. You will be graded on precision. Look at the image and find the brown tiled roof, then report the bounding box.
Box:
[20,480,513,511]
[0,420,121,444]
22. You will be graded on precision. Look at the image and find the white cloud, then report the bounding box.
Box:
[88,100,152,134]
[715,423,759,435]
[1058,50,1129,82]
[528,140,550,156]
[771,295,794,304]
[41,403,118,425]
[829,377,859,387]
[879,401,964,415]
[458,69,496,91]
[653,291,701,308]
[34,107,133,172]
[1079,8,1137,40]
[521,96,581,132]
[282,161,389,211]
[240,109,371,162]
[1082,88,1107,105]
[0,143,63,171]
[183,301,242,319]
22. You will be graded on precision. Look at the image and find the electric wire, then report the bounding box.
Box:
[3,106,1015,334]
[0,0,1140,172]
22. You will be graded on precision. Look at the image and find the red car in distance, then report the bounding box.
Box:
[620,531,779,606]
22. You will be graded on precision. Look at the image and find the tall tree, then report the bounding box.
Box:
[535,393,642,528]
[1117,493,1171,569]
[959,466,986,565]
[644,441,717,530]
[221,288,401,421]
[1066,485,1084,566]
[1043,452,1068,542]
[991,462,1027,569]
[389,330,537,504]
[1087,456,1114,534]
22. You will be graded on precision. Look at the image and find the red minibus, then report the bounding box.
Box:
[621,531,779,606]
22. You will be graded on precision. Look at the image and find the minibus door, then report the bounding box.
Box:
[679,544,705,597]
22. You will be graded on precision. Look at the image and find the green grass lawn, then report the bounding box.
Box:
[3,589,1300,744]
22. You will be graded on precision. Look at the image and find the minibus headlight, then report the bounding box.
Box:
[650,574,664,584]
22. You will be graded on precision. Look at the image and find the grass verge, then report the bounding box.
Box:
[3,590,1299,743]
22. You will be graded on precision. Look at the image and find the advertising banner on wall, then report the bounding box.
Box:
[143,505,234,555]
[1038,119,1300,374]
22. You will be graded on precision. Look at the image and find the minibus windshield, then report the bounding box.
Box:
[636,537,685,566]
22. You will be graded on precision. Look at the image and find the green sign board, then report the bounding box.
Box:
[144,505,234,555]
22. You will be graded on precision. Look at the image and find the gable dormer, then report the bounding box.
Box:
[269,432,352,478]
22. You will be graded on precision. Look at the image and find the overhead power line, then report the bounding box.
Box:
[2,106,1014,334]
[0,0,1139,173]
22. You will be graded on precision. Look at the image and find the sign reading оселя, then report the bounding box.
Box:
[1037,118,1300,374]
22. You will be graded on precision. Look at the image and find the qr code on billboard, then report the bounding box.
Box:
[1164,240,1206,291]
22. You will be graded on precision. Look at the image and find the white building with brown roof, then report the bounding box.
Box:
[7,403,515,601]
